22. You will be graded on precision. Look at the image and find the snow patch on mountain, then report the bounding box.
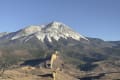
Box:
[0,32,9,38]
[11,25,43,40]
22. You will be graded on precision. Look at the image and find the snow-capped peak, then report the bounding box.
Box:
[42,21,88,42]
[1,21,88,42]
[46,21,70,29]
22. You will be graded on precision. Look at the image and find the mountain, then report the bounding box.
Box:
[0,21,120,63]
[0,21,120,80]
[0,21,87,43]
[0,21,119,60]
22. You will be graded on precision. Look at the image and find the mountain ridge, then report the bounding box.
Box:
[0,21,88,43]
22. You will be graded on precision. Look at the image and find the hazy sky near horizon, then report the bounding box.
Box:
[0,0,120,41]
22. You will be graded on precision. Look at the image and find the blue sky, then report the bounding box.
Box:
[0,0,120,41]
